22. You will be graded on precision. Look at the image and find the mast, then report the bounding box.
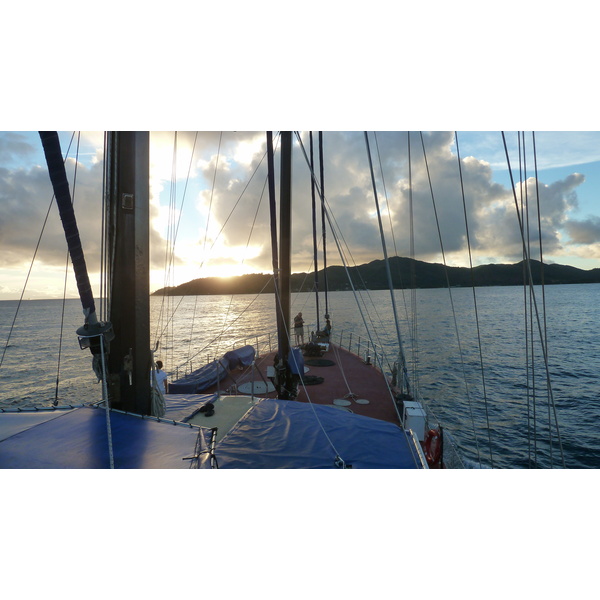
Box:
[278,132,293,394]
[267,132,284,362]
[105,132,152,415]
[319,132,329,319]
[267,131,295,398]
[310,132,320,331]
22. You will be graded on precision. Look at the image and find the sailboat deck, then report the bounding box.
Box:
[197,343,402,426]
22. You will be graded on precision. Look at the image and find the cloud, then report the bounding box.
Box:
[0,132,37,165]
[0,130,595,300]
[184,131,592,273]
[563,215,600,244]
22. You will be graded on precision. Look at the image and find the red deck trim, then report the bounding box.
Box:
[200,344,401,425]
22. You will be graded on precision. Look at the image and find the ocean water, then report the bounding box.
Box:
[1,284,599,469]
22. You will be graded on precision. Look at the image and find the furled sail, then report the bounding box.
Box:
[39,131,98,325]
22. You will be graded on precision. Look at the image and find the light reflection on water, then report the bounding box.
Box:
[1,283,599,468]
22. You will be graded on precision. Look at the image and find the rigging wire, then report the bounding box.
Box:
[532,132,554,467]
[213,157,270,359]
[319,132,329,319]
[418,132,482,467]
[0,132,77,373]
[372,133,414,387]
[372,132,412,324]
[309,132,321,332]
[293,133,401,374]
[407,133,419,395]
[154,139,271,348]
[54,132,81,405]
[364,131,409,394]
[501,131,566,468]
[454,132,493,466]
[294,133,404,425]
[152,131,199,350]
[516,132,533,466]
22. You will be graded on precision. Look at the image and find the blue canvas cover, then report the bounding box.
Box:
[0,410,71,442]
[162,393,216,423]
[222,345,255,370]
[215,398,423,469]
[169,359,228,393]
[0,406,211,469]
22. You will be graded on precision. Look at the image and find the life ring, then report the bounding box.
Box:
[423,428,443,468]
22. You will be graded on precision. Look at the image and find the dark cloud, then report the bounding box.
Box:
[564,215,600,244]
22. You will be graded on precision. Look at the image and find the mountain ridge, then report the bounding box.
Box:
[152,257,600,296]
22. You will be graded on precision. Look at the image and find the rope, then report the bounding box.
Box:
[99,333,114,469]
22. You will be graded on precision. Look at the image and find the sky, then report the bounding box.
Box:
[2,2,600,303]
[1,130,600,301]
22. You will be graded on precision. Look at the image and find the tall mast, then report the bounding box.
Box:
[105,132,152,415]
[278,131,292,372]
[310,132,320,331]
[319,132,329,318]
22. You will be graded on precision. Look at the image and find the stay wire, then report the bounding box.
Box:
[419,132,482,466]
[153,141,270,348]
[408,133,419,393]
[364,131,409,394]
[373,132,413,387]
[501,131,566,468]
[271,278,349,465]
[532,132,554,467]
[213,163,269,359]
[294,133,405,420]
[294,134,401,378]
[455,132,493,467]
[0,132,76,373]
[55,132,81,405]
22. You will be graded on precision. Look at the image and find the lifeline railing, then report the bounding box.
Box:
[173,327,396,381]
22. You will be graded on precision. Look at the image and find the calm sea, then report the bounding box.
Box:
[1,284,599,469]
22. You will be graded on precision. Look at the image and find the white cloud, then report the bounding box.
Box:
[0,130,598,300]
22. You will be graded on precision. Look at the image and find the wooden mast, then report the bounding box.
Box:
[270,131,294,398]
[105,132,152,415]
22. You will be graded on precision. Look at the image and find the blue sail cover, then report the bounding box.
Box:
[161,393,216,422]
[222,345,255,369]
[215,399,423,469]
[39,132,97,322]
[169,359,228,394]
[169,346,257,394]
[0,406,210,468]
